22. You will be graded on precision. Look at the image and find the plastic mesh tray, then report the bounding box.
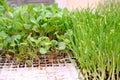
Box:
[0,53,84,80]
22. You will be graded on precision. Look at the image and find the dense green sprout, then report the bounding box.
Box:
[65,1,120,80]
[0,3,69,61]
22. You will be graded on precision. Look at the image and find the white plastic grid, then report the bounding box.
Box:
[0,54,84,80]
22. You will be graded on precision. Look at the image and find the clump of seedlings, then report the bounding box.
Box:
[65,1,120,80]
[0,0,69,67]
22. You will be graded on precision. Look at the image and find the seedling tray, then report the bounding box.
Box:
[0,53,84,80]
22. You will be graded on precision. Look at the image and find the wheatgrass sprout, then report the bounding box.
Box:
[66,2,120,80]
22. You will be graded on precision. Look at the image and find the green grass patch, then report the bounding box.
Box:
[65,1,120,80]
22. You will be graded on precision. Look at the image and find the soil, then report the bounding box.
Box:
[0,53,71,68]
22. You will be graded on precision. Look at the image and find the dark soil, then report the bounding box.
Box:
[0,53,71,68]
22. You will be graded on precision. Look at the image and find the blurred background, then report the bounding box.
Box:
[7,0,105,10]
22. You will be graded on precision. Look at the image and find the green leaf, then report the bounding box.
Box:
[26,60,32,66]
[41,23,47,28]
[0,44,3,50]
[64,39,70,44]
[46,10,52,17]
[29,37,35,42]
[0,31,7,39]
[19,42,27,46]
[7,25,12,29]
[51,3,59,11]
[14,39,19,44]
[31,41,36,47]
[58,42,66,50]
[51,40,58,47]
[24,24,31,30]
[38,37,50,47]
[8,49,15,53]
[30,18,37,24]
[14,34,21,40]
[10,41,16,46]
[62,8,68,14]
[6,37,11,43]
[33,7,39,12]
[32,25,39,32]
[28,52,35,58]
[14,22,24,30]
[37,16,42,22]
[39,48,47,54]
[44,42,51,46]
[8,12,13,18]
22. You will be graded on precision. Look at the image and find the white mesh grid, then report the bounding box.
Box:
[0,54,84,80]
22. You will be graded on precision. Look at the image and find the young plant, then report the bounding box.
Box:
[66,2,120,79]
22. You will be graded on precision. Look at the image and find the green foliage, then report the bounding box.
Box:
[0,3,69,61]
[0,0,10,15]
[39,48,47,54]
[65,2,120,80]
[1,1,119,79]
[58,42,66,50]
